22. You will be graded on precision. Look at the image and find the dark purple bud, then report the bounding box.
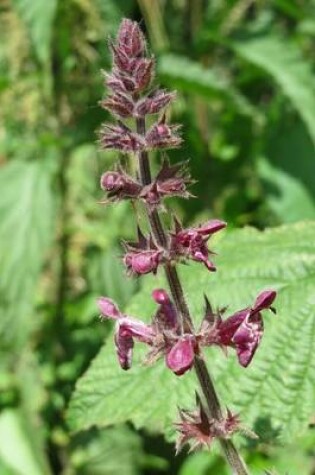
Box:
[146,116,182,150]
[135,90,176,117]
[152,288,177,329]
[117,19,145,58]
[133,58,155,92]
[124,249,162,275]
[105,70,136,94]
[166,335,196,376]
[110,42,139,74]
[99,122,145,152]
[123,229,165,276]
[101,93,134,118]
[100,171,125,191]
[100,169,141,202]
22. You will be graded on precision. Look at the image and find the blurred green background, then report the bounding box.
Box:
[0,0,315,474]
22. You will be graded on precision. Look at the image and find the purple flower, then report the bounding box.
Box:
[171,219,227,270]
[166,335,196,376]
[201,290,277,367]
[146,115,182,150]
[98,290,196,375]
[98,297,155,370]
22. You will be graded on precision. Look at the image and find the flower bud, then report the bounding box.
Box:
[135,90,175,117]
[101,93,134,118]
[99,122,145,152]
[117,19,146,58]
[124,249,162,275]
[146,116,182,149]
[100,169,141,202]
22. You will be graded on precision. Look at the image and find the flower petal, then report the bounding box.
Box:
[115,324,134,370]
[252,290,277,313]
[152,289,177,329]
[119,317,155,344]
[198,220,227,236]
[98,297,121,319]
[232,313,264,367]
[166,336,195,376]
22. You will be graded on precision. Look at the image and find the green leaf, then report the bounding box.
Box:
[0,409,49,475]
[69,426,145,475]
[67,222,315,444]
[88,247,138,307]
[233,34,315,144]
[12,0,57,64]
[0,161,55,349]
[258,158,315,222]
[158,54,262,121]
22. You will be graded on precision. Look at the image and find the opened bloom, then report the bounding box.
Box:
[200,290,277,367]
[171,218,227,270]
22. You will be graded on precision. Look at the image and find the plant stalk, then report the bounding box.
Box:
[136,117,250,475]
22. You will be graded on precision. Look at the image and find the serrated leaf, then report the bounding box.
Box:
[158,54,262,120]
[11,0,57,64]
[0,161,55,349]
[233,34,315,144]
[67,222,315,444]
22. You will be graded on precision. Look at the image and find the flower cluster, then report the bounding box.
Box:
[119,218,227,276]
[98,18,277,457]
[98,288,195,375]
[99,19,179,153]
[98,288,276,374]
[100,158,192,207]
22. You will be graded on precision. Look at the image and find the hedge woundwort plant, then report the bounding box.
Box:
[97,19,276,474]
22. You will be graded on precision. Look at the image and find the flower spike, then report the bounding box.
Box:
[97,19,277,471]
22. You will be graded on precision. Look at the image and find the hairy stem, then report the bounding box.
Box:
[135,117,249,474]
